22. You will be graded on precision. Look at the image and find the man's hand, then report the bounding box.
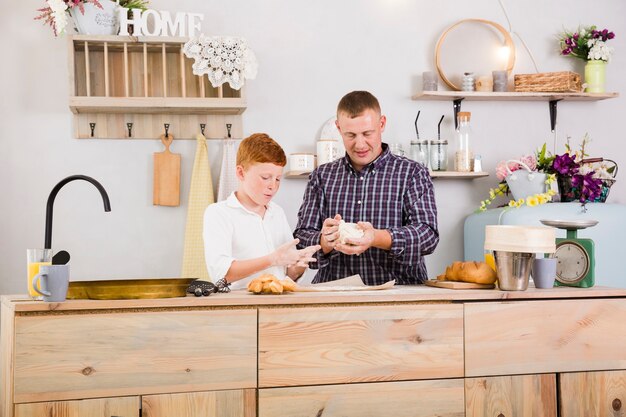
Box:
[320,214,342,254]
[335,222,376,255]
[270,239,303,267]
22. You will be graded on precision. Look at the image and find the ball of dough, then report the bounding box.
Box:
[338,220,364,244]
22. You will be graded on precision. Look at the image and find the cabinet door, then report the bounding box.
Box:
[560,370,626,417]
[142,389,255,417]
[15,396,139,417]
[259,304,464,387]
[259,379,464,417]
[465,374,556,417]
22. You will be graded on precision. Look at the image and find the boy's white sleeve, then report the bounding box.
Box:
[203,206,235,281]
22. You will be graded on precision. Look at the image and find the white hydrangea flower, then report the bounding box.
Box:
[48,0,68,35]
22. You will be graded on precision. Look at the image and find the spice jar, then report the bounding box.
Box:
[429,139,448,171]
[454,111,474,172]
[410,139,429,168]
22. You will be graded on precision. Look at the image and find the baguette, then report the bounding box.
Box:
[247,274,298,294]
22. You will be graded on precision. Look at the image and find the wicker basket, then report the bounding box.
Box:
[514,71,582,93]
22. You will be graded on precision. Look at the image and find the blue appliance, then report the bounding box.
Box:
[464,203,626,288]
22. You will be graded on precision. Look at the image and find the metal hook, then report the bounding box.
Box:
[226,123,232,139]
[89,122,96,138]
[164,123,170,138]
[200,123,206,136]
[126,122,133,138]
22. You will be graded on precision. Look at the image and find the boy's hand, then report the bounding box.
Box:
[320,214,342,253]
[270,239,302,267]
[294,244,322,267]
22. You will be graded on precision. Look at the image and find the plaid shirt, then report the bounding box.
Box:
[294,144,439,285]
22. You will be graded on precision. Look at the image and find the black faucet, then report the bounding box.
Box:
[44,175,111,249]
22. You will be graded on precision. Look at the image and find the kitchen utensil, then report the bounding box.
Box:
[540,219,598,287]
[425,280,495,289]
[52,250,70,265]
[153,133,181,206]
[66,278,195,300]
[494,251,535,291]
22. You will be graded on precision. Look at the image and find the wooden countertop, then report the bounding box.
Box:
[3,284,626,313]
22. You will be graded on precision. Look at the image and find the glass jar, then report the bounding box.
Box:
[454,111,474,172]
[410,139,429,168]
[429,139,448,171]
[388,143,405,156]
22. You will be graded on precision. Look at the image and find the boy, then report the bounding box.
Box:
[203,133,320,290]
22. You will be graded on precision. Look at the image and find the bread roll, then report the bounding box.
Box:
[439,261,497,284]
[247,274,298,294]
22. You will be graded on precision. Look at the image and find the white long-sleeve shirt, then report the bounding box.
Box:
[203,192,293,290]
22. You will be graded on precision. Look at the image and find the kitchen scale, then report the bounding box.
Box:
[540,219,599,288]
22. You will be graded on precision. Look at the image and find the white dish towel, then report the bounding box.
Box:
[217,139,238,201]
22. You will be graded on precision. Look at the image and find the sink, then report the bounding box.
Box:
[67,278,196,300]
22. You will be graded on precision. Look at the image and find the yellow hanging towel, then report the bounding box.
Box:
[181,133,215,280]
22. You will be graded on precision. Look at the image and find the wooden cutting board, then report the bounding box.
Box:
[425,280,495,290]
[153,133,181,206]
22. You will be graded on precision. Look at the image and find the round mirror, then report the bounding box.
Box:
[435,19,515,91]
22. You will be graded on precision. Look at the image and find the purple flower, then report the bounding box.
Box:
[608,31,615,40]
[572,172,603,203]
[552,153,579,176]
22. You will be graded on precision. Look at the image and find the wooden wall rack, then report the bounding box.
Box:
[68,35,246,139]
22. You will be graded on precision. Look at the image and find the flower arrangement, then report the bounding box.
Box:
[478,155,556,212]
[540,134,617,205]
[35,0,149,36]
[559,25,615,62]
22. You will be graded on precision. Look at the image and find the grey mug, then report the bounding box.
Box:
[32,265,70,302]
[532,258,557,289]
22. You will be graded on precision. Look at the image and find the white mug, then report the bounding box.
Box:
[289,153,315,172]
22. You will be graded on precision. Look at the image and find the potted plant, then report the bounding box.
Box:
[36,0,149,36]
[558,25,616,93]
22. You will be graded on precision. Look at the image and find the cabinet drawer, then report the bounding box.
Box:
[15,396,139,417]
[259,379,465,417]
[142,389,256,417]
[259,304,464,387]
[14,310,257,403]
[465,299,626,377]
[466,374,556,417]
[560,370,626,417]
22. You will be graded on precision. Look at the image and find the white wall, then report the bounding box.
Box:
[1,0,625,293]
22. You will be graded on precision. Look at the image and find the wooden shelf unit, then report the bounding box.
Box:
[430,171,488,179]
[68,35,246,139]
[285,170,488,179]
[412,91,619,101]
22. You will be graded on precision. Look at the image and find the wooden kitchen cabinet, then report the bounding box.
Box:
[2,287,626,417]
[465,374,556,417]
[14,396,139,417]
[259,379,465,417]
[142,389,256,417]
[559,370,626,417]
[68,35,245,139]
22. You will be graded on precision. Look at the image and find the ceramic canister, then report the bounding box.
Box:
[289,153,315,172]
[316,140,339,166]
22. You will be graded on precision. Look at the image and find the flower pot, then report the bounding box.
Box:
[584,60,607,93]
[70,0,119,35]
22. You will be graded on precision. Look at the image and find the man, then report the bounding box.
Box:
[294,91,439,285]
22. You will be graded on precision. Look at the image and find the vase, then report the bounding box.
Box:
[584,60,607,93]
[70,0,119,35]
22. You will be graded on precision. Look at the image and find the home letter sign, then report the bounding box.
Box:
[118,9,204,37]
